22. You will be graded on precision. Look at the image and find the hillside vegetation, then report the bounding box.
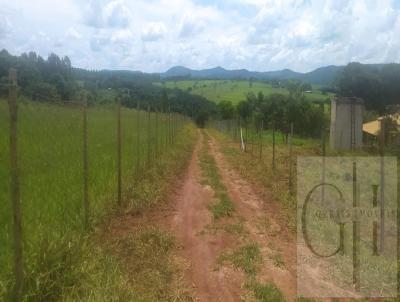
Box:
[156,80,332,104]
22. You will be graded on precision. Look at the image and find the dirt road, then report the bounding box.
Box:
[170,131,244,301]
[169,130,299,301]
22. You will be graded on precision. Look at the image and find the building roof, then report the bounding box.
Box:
[362,113,400,136]
[363,120,381,136]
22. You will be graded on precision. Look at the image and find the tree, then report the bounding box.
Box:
[217,100,234,119]
[336,62,383,111]
[236,100,252,123]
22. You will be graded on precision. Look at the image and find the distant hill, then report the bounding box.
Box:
[161,65,345,85]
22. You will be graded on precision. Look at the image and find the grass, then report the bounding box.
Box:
[218,243,262,276]
[270,251,285,268]
[104,228,192,302]
[209,127,313,231]
[218,241,287,301]
[212,122,400,298]
[223,218,247,236]
[0,98,194,300]
[155,80,333,104]
[198,131,235,219]
[251,282,285,302]
[208,193,235,219]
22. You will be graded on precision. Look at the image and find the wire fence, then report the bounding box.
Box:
[0,68,189,300]
[209,117,308,193]
[209,111,398,203]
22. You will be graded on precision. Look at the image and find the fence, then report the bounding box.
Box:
[209,115,330,197]
[0,69,188,300]
[209,111,397,201]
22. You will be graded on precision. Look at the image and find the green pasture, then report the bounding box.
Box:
[0,99,184,299]
[156,80,333,104]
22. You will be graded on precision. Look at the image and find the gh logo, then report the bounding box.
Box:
[301,162,384,292]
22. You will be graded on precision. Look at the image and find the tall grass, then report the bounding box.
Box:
[0,98,187,300]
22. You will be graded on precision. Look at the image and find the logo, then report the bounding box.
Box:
[297,157,397,298]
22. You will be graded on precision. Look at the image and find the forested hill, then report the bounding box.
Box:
[0,49,217,124]
[1,49,399,114]
[161,64,400,89]
[161,65,344,85]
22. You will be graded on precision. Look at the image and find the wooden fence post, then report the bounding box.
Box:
[147,104,151,166]
[162,109,167,149]
[168,105,172,146]
[82,92,89,227]
[288,123,294,195]
[9,68,23,301]
[116,97,122,206]
[245,125,248,153]
[379,119,385,253]
[321,110,326,205]
[272,122,276,172]
[155,107,158,161]
[251,123,254,155]
[259,120,263,160]
[136,101,140,176]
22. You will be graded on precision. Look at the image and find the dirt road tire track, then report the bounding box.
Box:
[170,130,244,301]
[206,134,298,300]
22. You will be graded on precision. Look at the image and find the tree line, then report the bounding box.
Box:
[1,49,399,129]
[217,86,327,138]
[336,62,400,113]
[0,49,216,125]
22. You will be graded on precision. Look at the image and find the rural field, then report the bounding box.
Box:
[0,97,194,301]
[2,82,398,300]
[156,80,333,104]
[1,0,400,300]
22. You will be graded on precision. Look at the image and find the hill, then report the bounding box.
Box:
[161,65,344,85]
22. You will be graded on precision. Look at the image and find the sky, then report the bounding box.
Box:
[0,0,399,73]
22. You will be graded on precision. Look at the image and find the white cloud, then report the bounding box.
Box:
[141,22,167,42]
[179,13,205,37]
[65,27,81,39]
[0,15,12,39]
[84,0,132,28]
[0,0,399,72]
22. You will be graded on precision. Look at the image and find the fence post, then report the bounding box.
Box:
[9,68,23,301]
[172,112,175,145]
[245,124,248,152]
[379,119,385,253]
[288,123,294,195]
[136,101,140,176]
[321,125,326,205]
[272,122,276,172]
[251,122,254,155]
[116,97,122,206]
[320,104,326,205]
[168,105,172,146]
[155,107,158,161]
[82,92,89,228]
[147,104,151,166]
[259,120,263,160]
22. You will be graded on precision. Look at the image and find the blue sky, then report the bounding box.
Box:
[0,0,399,72]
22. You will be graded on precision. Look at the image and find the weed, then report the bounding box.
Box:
[251,282,285,302]
[270,251,285,268]
[223,218,247,236]
[208,193,235,219]
[218,243,262,276]
[198,132,235,220]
